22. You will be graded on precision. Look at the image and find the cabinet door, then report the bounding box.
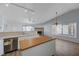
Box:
[0,40,4,55]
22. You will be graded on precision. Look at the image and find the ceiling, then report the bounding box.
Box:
[0,3,79,25]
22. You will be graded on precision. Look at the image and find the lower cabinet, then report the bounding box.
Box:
[0,39,4,56]
[21,40,55,56]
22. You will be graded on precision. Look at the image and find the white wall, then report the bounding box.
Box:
[0,16,5,32]
[4,24,22,32]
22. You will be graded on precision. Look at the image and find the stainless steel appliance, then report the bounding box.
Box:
[4,37,18,54]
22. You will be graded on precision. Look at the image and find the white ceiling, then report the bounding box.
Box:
[0,3,79,25]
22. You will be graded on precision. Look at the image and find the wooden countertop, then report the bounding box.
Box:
[19,36,56,51]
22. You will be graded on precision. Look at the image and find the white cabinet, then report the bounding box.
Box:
[0,39,4,55]
[21,40,55,56]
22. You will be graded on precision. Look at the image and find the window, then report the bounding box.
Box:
[63,25,69,34]
[52,24,62,35]
[56,24,62,34]
[52,25,57,34]
[68,23,77,37]
[52,23,77,38]
[22,26,34,31]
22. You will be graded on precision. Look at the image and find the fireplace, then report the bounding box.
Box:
[37,31,44,36]
[35,28,44,36]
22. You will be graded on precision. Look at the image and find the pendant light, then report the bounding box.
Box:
[55,12,58,26]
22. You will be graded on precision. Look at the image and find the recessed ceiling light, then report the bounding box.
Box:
[5,4,9,7]
[25,10,28,13]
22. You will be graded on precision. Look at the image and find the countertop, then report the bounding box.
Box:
[0,34,40,39]
[0,31,79,45]
[0,31,38,39]
[19,36,56,51]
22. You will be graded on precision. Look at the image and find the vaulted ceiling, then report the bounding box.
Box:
[0,3,79,25]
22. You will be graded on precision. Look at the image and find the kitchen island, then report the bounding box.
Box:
[18,36,55,56]
[0,32,56,56]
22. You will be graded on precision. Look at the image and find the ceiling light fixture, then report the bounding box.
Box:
[25,9,28,13]
[55,12,58,26]
[5,4,9,7]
